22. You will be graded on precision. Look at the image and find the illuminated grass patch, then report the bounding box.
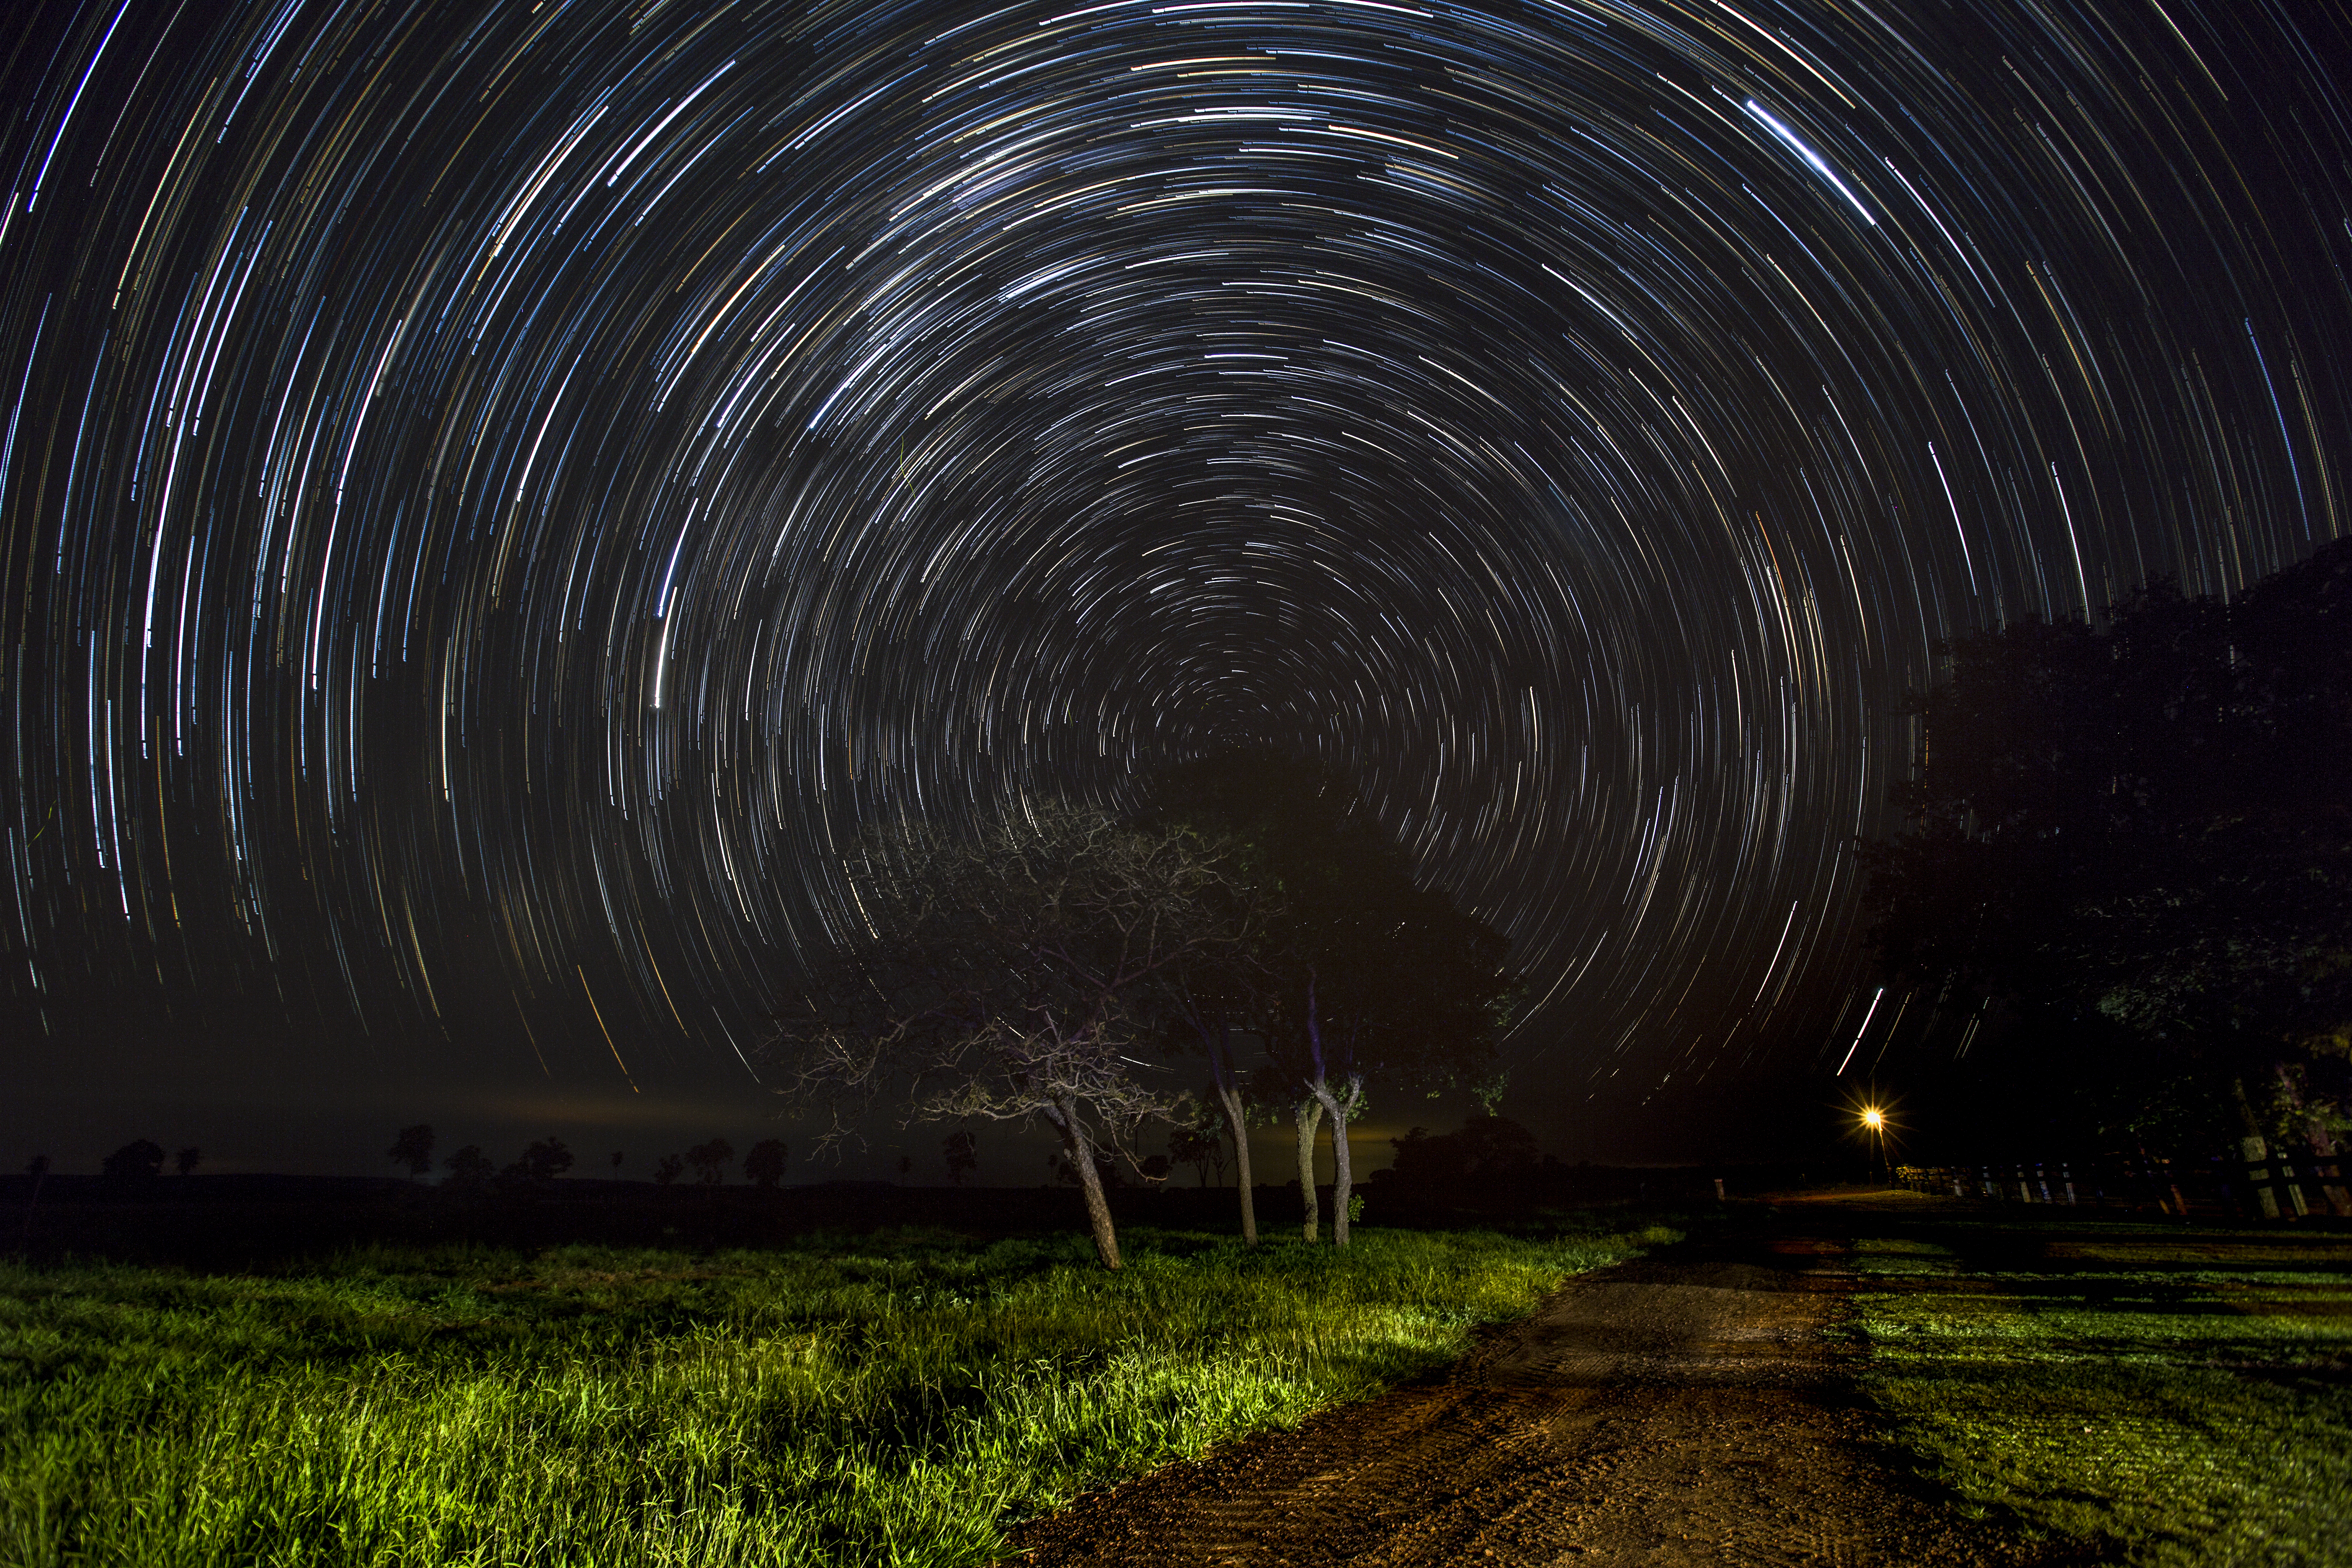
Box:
[0,1223,1663,1567]
[1851,1221,2352,1566]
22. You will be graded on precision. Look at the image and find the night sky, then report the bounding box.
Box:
[3,0,2346,1176]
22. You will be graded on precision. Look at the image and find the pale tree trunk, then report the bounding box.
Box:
[2277,1063,2352,1217]
[2232,1076,2283,1220]
[1314,1075,1365,1247]
[1213,1079,1258,1244]
[1294,1097,1324,1242]
[1051,1097,1122,1270]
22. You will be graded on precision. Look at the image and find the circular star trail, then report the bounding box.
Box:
[2,0,2346,1101]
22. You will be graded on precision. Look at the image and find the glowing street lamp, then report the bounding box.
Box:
[1860,1105,1888,1184]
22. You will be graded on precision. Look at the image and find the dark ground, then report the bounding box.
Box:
[0,1165,1829,1269]
[1007,1197,2096,1568]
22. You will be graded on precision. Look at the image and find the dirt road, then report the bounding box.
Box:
[1009,1210,2076,1567]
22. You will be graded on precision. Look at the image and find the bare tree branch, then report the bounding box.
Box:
[769,802,1244,1268]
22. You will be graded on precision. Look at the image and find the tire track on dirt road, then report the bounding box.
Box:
[1007,1216,2081,1567]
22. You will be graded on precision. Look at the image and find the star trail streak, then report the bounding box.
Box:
[2,0,2345,1114]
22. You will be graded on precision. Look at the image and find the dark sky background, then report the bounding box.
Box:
[2,0,2346,1180]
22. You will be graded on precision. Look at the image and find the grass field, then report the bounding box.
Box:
[0,1218,1669,1567]
[1847,1211,2352,1566]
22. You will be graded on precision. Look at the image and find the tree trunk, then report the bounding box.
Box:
[1052,1099,1122,1270]
[2232,1076,2282,1220]
[1294,1098,1324,1242]
[1214,1080,1258,1245]
[2276,1063,2350,1217]
[1314,1076,1365,1247]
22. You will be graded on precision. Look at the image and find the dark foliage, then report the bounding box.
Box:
[942,1129,979,1186]
[1382,1116,1542,1193]
[1151,751,1519,1105]
[503,1138,575,1185]
[1165,1104,1225,1187]
[100,1140,165,1184]
[1047,1147,1125,1189]
[1146,749,1521,1245]
[743,1138,789,1188]
[771,805,1236,1269]
[1866,538,2352,1142]
[686,1139,735,1185]
[386,1124,436,1179]
[442,1145,495,1189]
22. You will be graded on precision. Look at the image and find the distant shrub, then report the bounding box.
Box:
[1381,1116,1540,1196]
[387,1124,436,1178]
[100,1140,165,1185]
[942,1129,979,1185]
[503,1138,574,1186]
[743,1139,788,1188]
[442,1145,495,1190]
[686,1139,735,1185]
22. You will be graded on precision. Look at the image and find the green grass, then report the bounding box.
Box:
[0,1220,1670,1567]
[1849,1219,2352,1566]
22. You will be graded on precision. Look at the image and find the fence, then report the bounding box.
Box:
[1893,1140,2352,1222]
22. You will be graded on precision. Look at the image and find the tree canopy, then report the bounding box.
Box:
[774,762,1521,1262]
[1865,538,2352,1143]
[771,803,1243,1268]
[100,1139,165,1184]
[742,1138,789,1188]
[1149,751,1520,1244]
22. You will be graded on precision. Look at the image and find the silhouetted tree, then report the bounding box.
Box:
[652,1153,684,1187]
[942,1129,979,1185]
[1144,753,1344,1245]
[685,1138,734,1185]
[387,1124,436,1179]
[1867,539,2352,1151]
[173,1147,200,1178]
[742,1138,788,1188]
[609,1151,625,1174]
[1383,1116,1541,1196]
[442,1145,494,1189]
[1166,1101,1225,1187]
[1149,751,1518,1247]
[504,1138,573,1184]
[773,804,1244,1270]
[101,1139,165,1185]
[1049,1148,1122,1190]
[1278,875,1517,1245]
